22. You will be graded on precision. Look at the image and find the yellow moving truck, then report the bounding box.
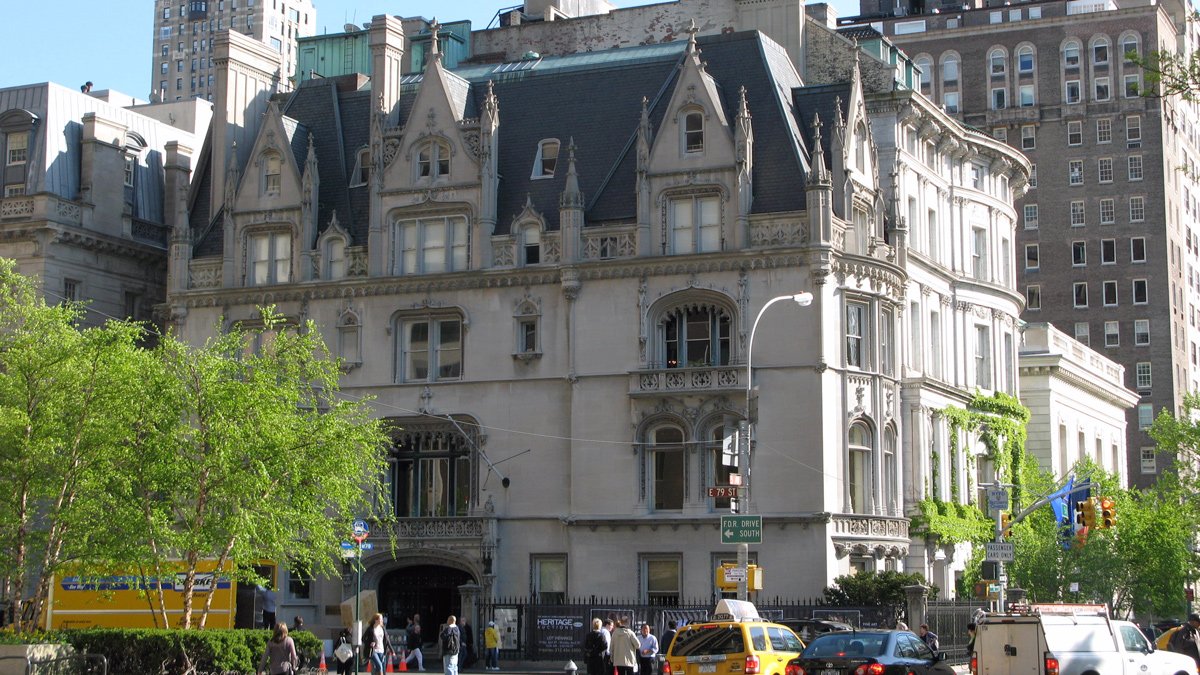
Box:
[43,561,243,630]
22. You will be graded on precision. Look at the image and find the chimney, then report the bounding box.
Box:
[209,30,285,219]
[368,14,407,126]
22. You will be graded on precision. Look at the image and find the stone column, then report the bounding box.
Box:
[904,584,929,629]
[459,583,482,659]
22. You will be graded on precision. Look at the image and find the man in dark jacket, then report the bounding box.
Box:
[1168,614,1200,667]
[660,621,678,657]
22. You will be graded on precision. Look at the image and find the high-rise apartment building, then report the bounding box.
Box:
[150,0,315,102]
[842,0,1200,487]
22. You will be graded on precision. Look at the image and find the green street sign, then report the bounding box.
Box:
[721,515,762,544]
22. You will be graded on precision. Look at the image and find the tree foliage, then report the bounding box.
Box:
[1135,14,1200,103]
[0,261,393,631]
[823,570,938,606]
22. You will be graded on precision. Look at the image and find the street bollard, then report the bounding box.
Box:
[565,660,579,675]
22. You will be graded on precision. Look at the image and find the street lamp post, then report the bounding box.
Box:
[736,292,813,600]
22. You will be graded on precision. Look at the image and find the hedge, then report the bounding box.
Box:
[51,628,323,674]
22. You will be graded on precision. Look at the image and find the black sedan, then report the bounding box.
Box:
[779,619,857,644]
[785,630,954,675]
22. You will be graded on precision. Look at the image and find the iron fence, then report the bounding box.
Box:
[925,599,987,664]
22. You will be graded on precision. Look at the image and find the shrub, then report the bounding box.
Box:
[57,628,322,674]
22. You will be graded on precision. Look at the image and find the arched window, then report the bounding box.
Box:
[533,139,559,178]
[1063,40,1081,68]
[649,424,685,511]
[855,123,869,173]
[683,110,704,154]
[706,422,740,512]
[913,56,932,93]
[1017,45,1035,74]
[883,427,896,514]
[263,153,281,195]
[659,302,732,368]
[351,147,370,186]
[1091,36,1110,65]
[848,423,872,514]
[416,139,451,179]
[941,55,959,85]
[1121,35,1139,63]
[521,225,541,265]
[337,308,361,365]
[989,49,1006,77]
[385,421,475,518]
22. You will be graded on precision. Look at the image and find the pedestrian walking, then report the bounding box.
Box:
[584,618,607,675]
[441,615,462,675]
[918,624,939,652]
[485,620,502,671]
[611,618,640,675]
[258,622,299,675]
[257,585,277,630]
[461,618,476,668]
[405,615,426,670]
[1168,614,1200,667]
[334,627,355,675]
[363,612,396,675]
[637,623,659,675]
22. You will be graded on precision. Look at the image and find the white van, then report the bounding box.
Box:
[972,605,1196,675]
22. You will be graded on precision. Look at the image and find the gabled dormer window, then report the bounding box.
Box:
[532,139,559,178]
[350,147,370,187]
[683,111,704,154]
[417,139,450,180]
[263,153,281,195]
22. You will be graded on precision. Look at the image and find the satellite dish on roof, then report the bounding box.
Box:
[344,23,360,33]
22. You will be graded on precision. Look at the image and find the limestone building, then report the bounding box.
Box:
[0,83,206,323]
[838,0,1200,488]
[150,0,315,102]
[161,1,1029,632]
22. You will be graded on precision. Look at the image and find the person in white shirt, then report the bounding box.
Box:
[637,624,659,675]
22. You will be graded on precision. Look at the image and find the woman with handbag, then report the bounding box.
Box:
[363,612,396,674]
[335,627,356,675]
[259,623,299,675]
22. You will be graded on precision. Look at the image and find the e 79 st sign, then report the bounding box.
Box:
[721,515,762,544]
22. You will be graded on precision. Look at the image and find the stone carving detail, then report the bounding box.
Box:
[463,130,481,160]
[582,231,636,260]
[830,514,909,540]
[190,259,223,289]
[542,236,561,264]
[635,366,742,394]
[56,200,82,222]
[132,221,169,247]
[346,246,368,277]
[395,518,486,539]
[749,220,808,247]
[1,199,34,218]
[493,241,515,267]
[382,138,401,169]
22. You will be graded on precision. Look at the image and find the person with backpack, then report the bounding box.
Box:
[441,615,462,675]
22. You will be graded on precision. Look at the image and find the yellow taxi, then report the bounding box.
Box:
[663,601,805,675]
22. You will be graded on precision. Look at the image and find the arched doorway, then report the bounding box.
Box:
[378,565,474,643]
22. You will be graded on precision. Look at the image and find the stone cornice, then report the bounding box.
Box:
[1019,355,1139,408]
[173,247,903,308]
[1,221,166,263]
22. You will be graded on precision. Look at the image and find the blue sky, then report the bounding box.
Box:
[0,0,858,100]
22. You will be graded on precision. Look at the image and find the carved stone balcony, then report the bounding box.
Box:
[830,513,910,559]
[393,517,487,541]
[630,365,744,397]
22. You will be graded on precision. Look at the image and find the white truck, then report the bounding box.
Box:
[971,604,1197,675]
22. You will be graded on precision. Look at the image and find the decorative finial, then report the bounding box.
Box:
[685,18,699,51]
[429,19,441,59]
[738,86,750,118]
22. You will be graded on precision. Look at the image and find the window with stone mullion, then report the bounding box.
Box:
[662,304,731,369]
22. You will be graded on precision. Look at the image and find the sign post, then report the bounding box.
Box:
[351,518,369,674]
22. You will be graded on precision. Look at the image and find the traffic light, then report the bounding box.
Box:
[1098,497,1117,529]
[1075,497,1097,529]
[999,512,1012,538]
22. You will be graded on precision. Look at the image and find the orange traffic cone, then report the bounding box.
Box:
[399,652,409,672]
[387,657,395,673]
[317,652,327,673]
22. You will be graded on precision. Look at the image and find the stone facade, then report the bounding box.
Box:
[839,0,1200,489]
[160,4,1033,631]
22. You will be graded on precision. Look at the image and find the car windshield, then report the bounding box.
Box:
[672,626,746,656]
[803,633,888,658]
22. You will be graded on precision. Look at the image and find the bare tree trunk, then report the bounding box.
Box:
[197,536,237,629]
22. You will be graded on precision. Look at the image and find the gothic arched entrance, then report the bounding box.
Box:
[378,565,475,640]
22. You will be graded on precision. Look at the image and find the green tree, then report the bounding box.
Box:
[823,570,937,607]
[0,260,150,632]
[1134,13,1200,102]
[99,309,393,629]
